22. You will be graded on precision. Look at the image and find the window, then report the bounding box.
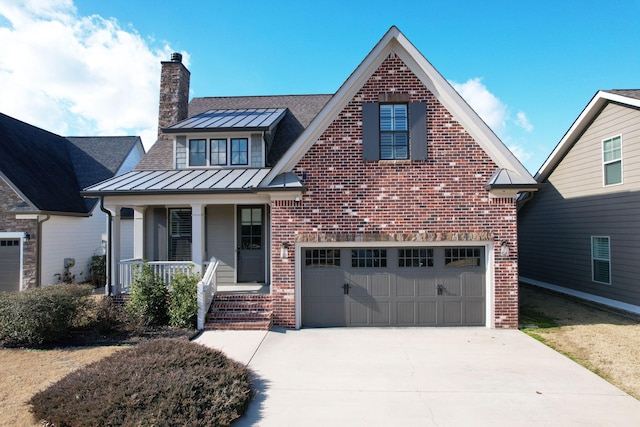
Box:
[380,104,408,159]
[168,208,191,261]
[362,101,427,161]
[240,207,262,249]
[187,137,250,167]
[351,249,387,268]
[231,138,248,165]
[210,139,227,166]
[305,249,341,267]
[189,139,206,166]
[398,248,433,267]
[603,136,622,186]
[445,248,481,267]
[592,236,611,284]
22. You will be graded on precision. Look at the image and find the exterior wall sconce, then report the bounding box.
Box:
[500,240,510,257]
[280,242,290,259]
[23,232,31,242]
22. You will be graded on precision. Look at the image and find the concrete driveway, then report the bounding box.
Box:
[195,328,640,426]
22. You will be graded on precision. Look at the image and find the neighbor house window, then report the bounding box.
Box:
[592,236,611,284]
[231,138,248,165]
[603,136,622,186]
[210,139,227,166]
[188,139,206,166]
[187,137,250,167]
[380,104,408,160]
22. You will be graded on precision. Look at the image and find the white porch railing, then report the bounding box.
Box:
[197,257,219,330]
[118,259,196,293]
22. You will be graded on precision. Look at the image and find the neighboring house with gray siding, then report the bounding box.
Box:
[0,113,144,292]
[519,90,640,314]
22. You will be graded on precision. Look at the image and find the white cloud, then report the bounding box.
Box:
[451,77,534,166]
[0,0,181,149]
[515,111,533,132]
[451,77,507,135]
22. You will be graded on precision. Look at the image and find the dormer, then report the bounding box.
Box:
[163,108,287,169]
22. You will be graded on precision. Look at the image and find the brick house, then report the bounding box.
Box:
[85,27,536,329]
[0,113,144,292]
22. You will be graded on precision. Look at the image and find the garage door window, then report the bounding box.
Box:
[445,248,480,267]
[398,248,433,267]
[305,249,341,267]
[0,240,19,246]
[352,249,387,268]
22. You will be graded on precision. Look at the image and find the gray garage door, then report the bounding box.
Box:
[302,247,485,327]
[0,239,20,293]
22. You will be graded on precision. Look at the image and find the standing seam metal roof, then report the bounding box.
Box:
[164,108,287,132]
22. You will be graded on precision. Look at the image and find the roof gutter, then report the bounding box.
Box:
[99,197,113,296]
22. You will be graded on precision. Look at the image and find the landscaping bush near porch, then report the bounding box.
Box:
[28,339,253,427]
[0,284,94,345]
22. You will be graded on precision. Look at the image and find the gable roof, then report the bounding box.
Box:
[0,112,141,214]
[135,94,331,170]
[536,90,640,182]
[262,26,536,189]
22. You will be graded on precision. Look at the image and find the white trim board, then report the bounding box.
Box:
[520,276,640,316]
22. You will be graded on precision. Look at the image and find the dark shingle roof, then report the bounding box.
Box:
[0,113,140,214]
[136,94,332,170]
[604,89,640,100]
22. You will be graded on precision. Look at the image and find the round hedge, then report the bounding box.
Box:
[29,339,253,427]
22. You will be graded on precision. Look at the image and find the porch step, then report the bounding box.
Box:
[205,294,273,331]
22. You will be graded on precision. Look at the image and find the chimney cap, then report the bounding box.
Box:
[170,52,182,63]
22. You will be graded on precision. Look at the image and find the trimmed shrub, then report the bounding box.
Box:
[127,262,168,326]
[168,269,199,329]
[29,339,253,427]
[0,284,93,345]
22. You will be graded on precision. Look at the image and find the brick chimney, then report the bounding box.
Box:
[158,52,190,138]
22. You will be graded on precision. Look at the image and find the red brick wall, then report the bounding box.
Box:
[271,53,519,328]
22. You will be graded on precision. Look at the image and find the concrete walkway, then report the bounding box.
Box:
[194,328,640,426]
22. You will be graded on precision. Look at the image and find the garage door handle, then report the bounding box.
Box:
[437,284,444,296]
[342,283,351,295]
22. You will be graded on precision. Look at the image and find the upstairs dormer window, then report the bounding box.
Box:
[187,137,249,167]
[362,95,427,162]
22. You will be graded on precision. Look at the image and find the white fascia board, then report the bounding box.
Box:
[536,91,640,182]
[101,192,271,208]
[262,27,400,185]
[392,33,534,184]
[264,26,535,187]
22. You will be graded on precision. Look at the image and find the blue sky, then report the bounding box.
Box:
[0,0,638,173]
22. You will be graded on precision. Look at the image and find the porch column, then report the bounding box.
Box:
[133,206,146,260]
[111,206,122,294]
[191,204,205,275]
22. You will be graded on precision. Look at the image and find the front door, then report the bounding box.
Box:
[237,206,265,282]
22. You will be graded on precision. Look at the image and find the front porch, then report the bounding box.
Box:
[116,258,272,330]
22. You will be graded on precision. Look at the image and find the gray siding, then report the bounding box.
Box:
[206,205,236,285]
[519,103,640,306]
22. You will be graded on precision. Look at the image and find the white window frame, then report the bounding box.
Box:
[602,135,623,187]
[186,134,252,168]
[591,236,611,285]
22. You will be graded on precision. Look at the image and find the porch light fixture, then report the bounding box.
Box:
[23,232,30,242]
[280,242,290,259]
[500,240,510,257]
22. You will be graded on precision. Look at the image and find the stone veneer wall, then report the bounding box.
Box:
[270,53,519,329]
[0,178,37,289]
